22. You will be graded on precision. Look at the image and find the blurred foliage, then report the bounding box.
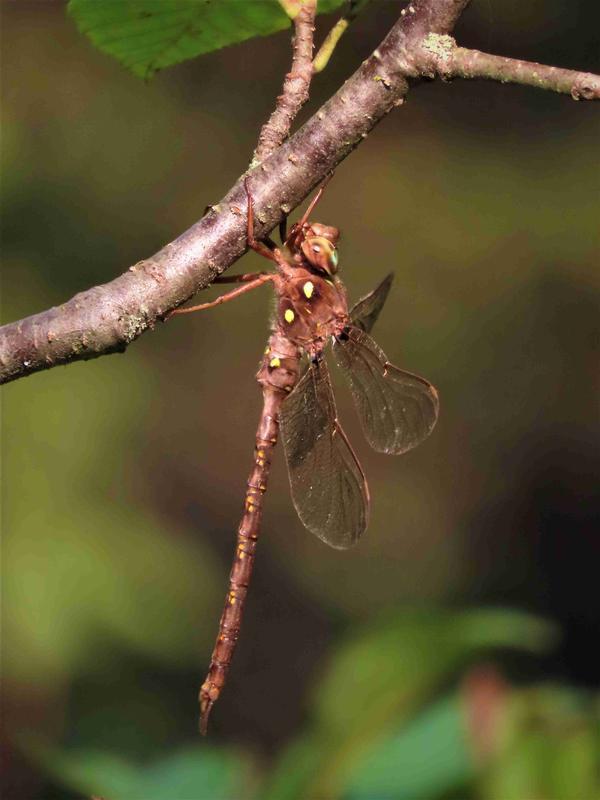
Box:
[2,1,599,798]
[26,609,600,800]
[481,686,600,800]
[344,683,600,800]
[3,354,223,687]
[343,694,475,800]
[68,0,345,79]
[260,608,557,800]
[35,744,244,800]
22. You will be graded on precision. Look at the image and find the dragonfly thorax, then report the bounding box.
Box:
[275,267,348,354]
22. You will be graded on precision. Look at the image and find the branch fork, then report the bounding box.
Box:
[416,32,600,100]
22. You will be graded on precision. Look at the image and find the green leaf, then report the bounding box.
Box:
[345,694,473,800]
[262,608,556,800]
[68,0,345,79]
[33,743,241,800]
[483,687,600,800]
[312,608,556,737]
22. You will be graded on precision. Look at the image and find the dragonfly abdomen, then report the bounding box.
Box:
[199,332,300,733]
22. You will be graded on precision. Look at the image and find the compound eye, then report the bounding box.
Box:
[309,223,340,245]
[302,236,339,275]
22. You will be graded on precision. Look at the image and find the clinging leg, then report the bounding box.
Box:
[284,172,334,246]
[167,273,274,318]
[244,178,279,263]
[279,218,288,244]
[213,272,269,284]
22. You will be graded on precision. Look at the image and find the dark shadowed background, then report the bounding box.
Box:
[2,1,599,798]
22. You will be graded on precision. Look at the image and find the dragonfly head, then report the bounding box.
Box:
[301,223,340,276]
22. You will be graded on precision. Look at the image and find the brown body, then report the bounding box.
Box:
[198,331,297,732]
[173,179,439,733]
[198,201,348,732]
[274,264,348,354]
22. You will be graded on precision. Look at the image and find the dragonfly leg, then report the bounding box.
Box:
[284,172,334,246]
[244,178,280,263]
[279,217,288,244]
[168,274,274,317]
[212,272,270,284]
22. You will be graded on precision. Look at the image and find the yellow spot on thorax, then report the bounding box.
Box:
[284,308,295,323]
[229,591,236,604]
[303,280,315,299]
[269,356,281,368]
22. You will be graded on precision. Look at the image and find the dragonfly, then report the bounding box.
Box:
[170,177,439,733]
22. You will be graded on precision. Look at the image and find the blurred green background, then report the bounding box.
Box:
[2,1,599,798]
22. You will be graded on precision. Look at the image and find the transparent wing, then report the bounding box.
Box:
[280,358,370,549]
[333,326,439,455]
[349,273,394,334]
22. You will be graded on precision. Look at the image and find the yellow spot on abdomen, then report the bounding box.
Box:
[229,591,236,605]
[284,308,295,324]
[303,281,315,299]
[269,356,281,368]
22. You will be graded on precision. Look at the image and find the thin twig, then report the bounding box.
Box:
[313,0,371,73]
[418,34,600,100]
[253,0,317,164]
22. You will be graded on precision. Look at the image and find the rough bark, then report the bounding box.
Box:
[253,0,317,163]
[418,34,600,100]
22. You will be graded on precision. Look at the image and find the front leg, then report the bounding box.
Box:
[167,274,274,318]
[213,272,270,284]
[244,178,280,263]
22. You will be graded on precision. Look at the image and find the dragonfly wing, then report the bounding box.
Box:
[280,358,370,549]
[333,326,439,455]
[349,273,394,334]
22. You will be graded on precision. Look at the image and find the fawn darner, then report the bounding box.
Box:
[171,178,439,733]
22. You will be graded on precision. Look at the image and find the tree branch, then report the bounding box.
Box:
[402,0,472,38]
[418,34,600,100]
[0,0,471,385]
[253,0,316,163]
[3,0,597,386]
